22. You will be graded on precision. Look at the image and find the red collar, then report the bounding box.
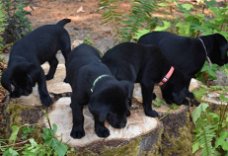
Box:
[158,66,175,86]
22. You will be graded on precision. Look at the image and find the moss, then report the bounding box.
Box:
[161,126,192,156]
[73,123,163,156]
[8,99,44,125]
[0,96,10,137]
[5,99,44,141]
[169,104,180,110]
[161,111,193,156]
[101,138,141,156]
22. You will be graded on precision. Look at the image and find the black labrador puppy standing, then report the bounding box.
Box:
[65,44,131,139]
[138,31,228,77]
[1,18,71,106]
[102,42,197,118]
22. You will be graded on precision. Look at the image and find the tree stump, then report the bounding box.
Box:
[7,64,163,156]
[0,62,10,137]
[0,94,10,137]
[133,84,192,156]
[44,98,163,156]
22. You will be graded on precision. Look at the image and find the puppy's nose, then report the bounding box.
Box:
[120,121,127,128]
[10,92,20,98]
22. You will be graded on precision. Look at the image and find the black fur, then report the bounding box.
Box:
[1,18,71,106]
[138,31,228,77]
[65,44,132,139]
[102,42,199,117]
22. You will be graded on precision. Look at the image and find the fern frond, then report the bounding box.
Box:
[99,0,122,24]
[99,0,157,41]
[194,124,219,156]
[120,0,157,41]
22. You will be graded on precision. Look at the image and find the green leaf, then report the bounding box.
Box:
[153,97,165,108]
[176,22,191,36]
[193,86,207,100]
[9,125,20,143]
[21,126,34,139]
[181,4,193,11]
[22,139,47,156]
[3,148,19,156]
[219,94,228,103]
[134,28,150,40]
[192,142,200,153]
[192,103,209,124]
[154,21,171,31]
[54,140,68,156]
[215,131,228,151]
[42,124,57,142]
[158,3,168,7]
[170,103,179,110]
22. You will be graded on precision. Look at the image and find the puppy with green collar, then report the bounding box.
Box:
[65,44,132,139]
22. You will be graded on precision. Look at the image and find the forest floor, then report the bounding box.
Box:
[27,0,117,55]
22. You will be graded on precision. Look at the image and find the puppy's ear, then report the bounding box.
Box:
[120,80,134,98]
[214,34,228,61]
[89,104,109,122]
[15,62,33,73]
[1,69,13,92]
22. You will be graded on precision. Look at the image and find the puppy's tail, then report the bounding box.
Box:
[56,18,71,27]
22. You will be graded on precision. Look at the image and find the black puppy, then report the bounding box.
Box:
[65,44,131,139]
[102,42,198,117]
[1,19,71,106]
[138,31,228,77]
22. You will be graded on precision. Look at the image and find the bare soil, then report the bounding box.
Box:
[27,0,117,54]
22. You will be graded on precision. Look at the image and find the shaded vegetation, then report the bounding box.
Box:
[0,0,227,155]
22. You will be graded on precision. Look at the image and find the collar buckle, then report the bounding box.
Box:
[159,66,175,86]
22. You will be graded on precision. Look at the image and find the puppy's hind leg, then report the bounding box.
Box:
[60,31,71,62]
[60,33,71,81]
[141,81,159,117]
[46,57,58,80]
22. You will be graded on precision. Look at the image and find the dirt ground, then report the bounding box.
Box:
[27,0,117,55]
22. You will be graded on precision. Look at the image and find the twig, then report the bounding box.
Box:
[44,108,52,129]
[0,139,29,148]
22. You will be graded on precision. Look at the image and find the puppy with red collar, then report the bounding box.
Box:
[102,42,199,118]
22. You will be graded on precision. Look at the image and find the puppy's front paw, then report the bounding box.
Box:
[145,109,159,117]
[95,126,110,138]
[70,128,85,139]
[41,95,53,107]
[45,74,54,81]
[63,77,69,83]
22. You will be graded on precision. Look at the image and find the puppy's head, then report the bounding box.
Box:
[210,33,228,66]
[161,86,189,105]
[89,81,132,128]
[1,62,34,98]
[161,72,192,105]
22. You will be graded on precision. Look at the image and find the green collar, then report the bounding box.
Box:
[90,74,112,93]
